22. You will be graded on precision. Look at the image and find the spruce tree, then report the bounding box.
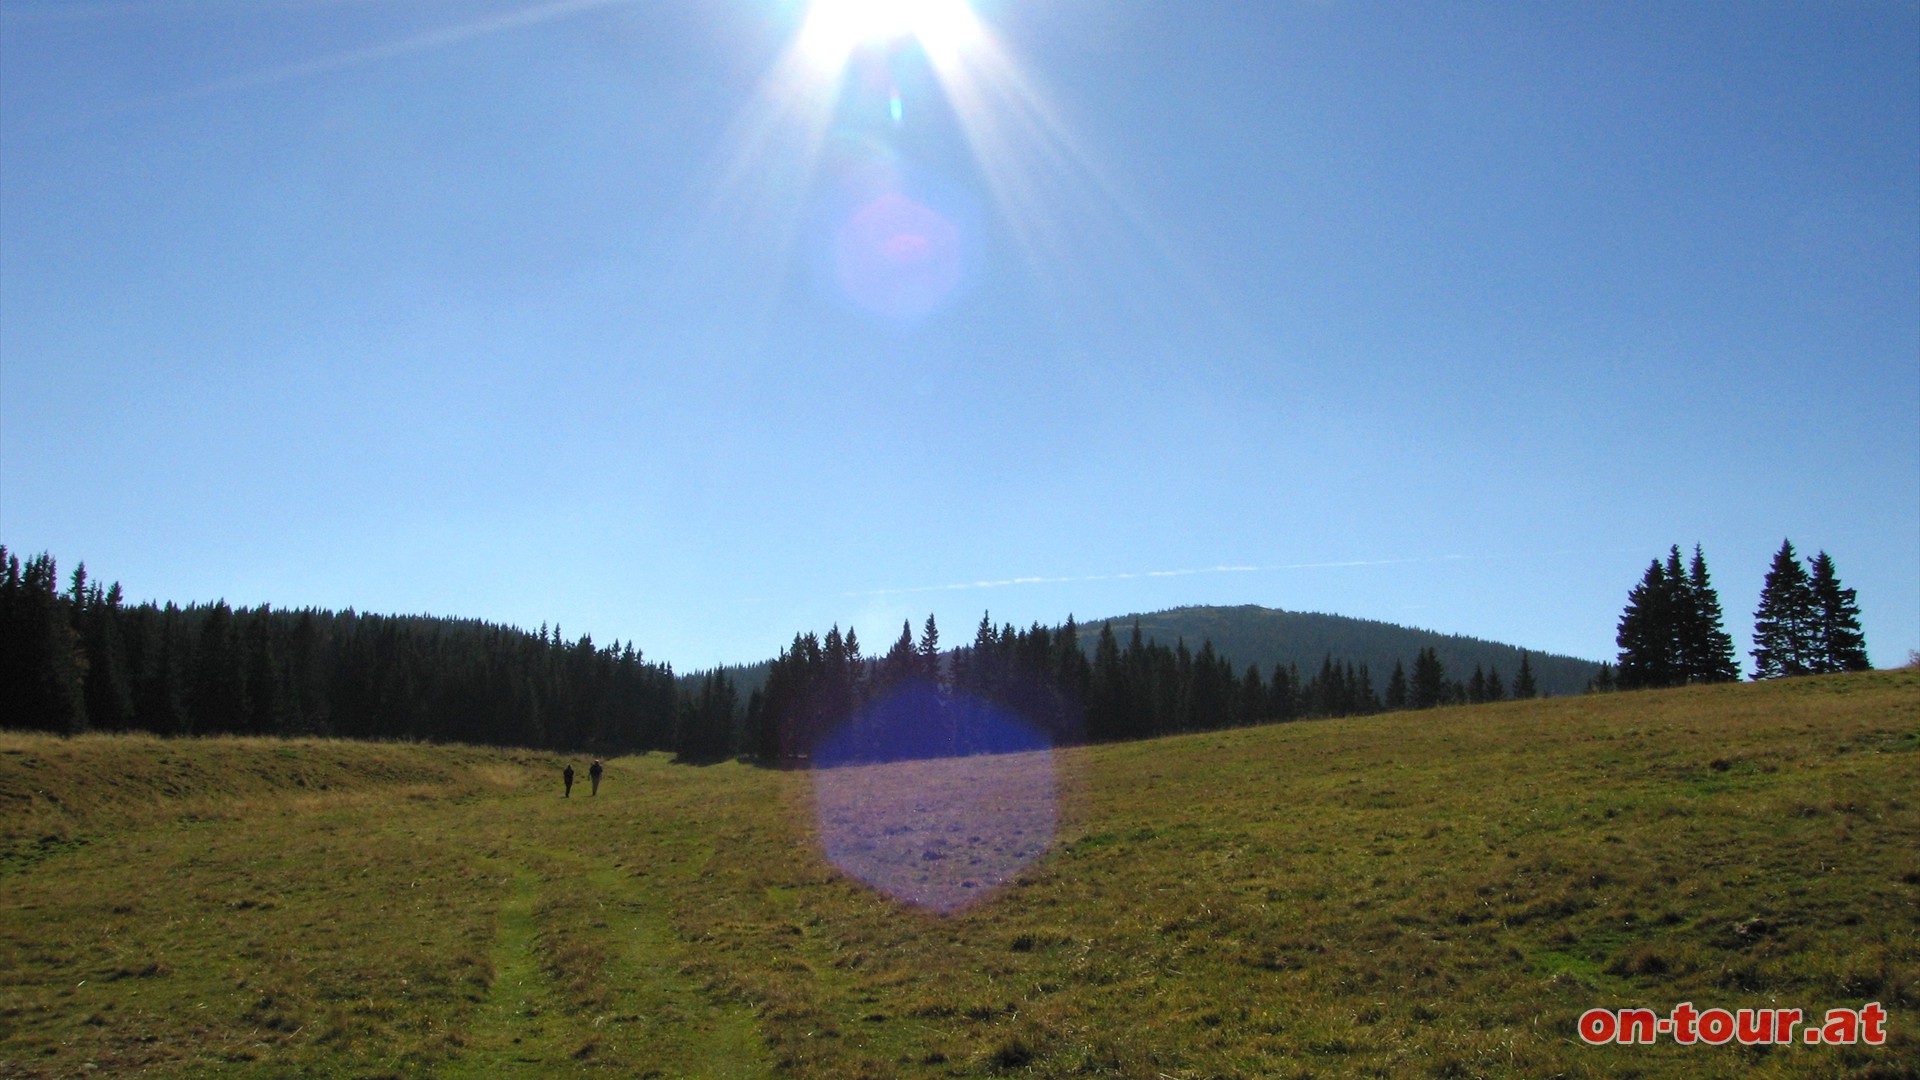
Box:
[1189,640,1226,728]
[1384,660,1408,710]
[1617,551,1686,689]
[1089,622,1123,741]
[1752,540,1818,678]
[821,625,853,730]
[1682,545,1741,683]
[1055,615,1090,707]
[1511,651,1537,699]
[1310,654,1341,717]
[1806,551,1870,672]
[1410,647,1445,709]
[1238,664,1265,726]
[78,580,135,731]
[917,613,941,686]
[877,620,918,696]
[1150,642,1181,734]
[1269,662,1297,722]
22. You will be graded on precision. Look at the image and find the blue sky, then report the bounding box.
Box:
[3,0,1916,673]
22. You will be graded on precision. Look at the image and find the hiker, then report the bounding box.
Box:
[563,763,574,798]
[589,758,603,796]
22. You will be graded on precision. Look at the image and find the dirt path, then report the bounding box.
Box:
[435,791,773,1078]
[439,863,559,1078]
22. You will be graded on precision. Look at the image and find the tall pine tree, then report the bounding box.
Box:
[1752,539,1818,679]
[77,577,135,731]
[1681,545,1741,683]
[875,620,919,698]
[1088,622,1125,741]
[1409,647,1445,709]
[1384,660,1408,710]
[1616,552,1686,689]
[917,613,941,686]
[1511,651,1537,699]
[1806,551,1870,673]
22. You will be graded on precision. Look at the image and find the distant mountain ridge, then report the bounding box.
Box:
[1074,605,1602,698]
[707,604,1603,701]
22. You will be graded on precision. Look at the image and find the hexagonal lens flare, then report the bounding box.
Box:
[810,684,1059,913]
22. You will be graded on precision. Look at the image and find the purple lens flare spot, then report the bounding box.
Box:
[832,192,962,321]
[810,685,1059,914]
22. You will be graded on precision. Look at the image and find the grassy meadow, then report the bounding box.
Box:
[2,670,1916,1078]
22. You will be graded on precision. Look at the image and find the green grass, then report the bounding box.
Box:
[2,670,1916,1078]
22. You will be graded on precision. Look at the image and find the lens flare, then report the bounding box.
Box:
[697,0,1203,341]
[833,192,962,320]
[811,685,1059,914]
[799,0,982,71]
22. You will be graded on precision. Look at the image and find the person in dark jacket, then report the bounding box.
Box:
[563,763,574,797]
[589,759,603,796]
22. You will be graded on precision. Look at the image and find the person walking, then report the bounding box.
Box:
[563,763,575,798]
[589,759,603,796]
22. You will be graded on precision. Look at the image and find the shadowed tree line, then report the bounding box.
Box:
[1,546,1549,761]
[736,612,1545,765]
[0,546,701,755]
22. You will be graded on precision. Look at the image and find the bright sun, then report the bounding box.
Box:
[799,0,981,69]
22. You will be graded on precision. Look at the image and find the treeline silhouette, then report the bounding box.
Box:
[740,612,1543,764]
[3,546,1541,761]
[0,548,683,754]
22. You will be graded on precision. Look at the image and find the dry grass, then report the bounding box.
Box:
[1,670,1915,1077]
[0,733,543,846]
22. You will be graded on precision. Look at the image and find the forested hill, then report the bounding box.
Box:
[696,605,1602,703]
[5,542,1601,757]
[1082,605,1602,698]
[1,547,683,753]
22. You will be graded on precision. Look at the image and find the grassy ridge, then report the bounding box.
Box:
[1,671,1915,1077]
[1084,604,1604,697]
[0,734,546,847]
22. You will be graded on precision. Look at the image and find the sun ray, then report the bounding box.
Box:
[923,26,1247,349]
[70,0,627,124]
[660,37,846,328]
[677,0,1244,338]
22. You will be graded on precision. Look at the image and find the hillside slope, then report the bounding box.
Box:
[1079,603,1604,695]
[706,603,1603,701]
[1,671,1914,1078]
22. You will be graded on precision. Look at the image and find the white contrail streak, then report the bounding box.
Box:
[840,549,1652,600]
[840,555,1496,598]
[54,0,622,124]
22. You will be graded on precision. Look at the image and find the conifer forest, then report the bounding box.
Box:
[0,542,1874,761]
